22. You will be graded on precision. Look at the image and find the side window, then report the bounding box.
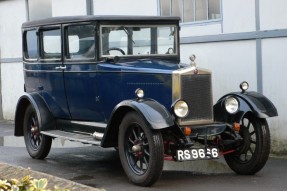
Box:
[66,25,96,59]
[41,28,61,59]
[24,30,38,60]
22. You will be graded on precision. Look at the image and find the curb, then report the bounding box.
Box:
[0,163,104,191]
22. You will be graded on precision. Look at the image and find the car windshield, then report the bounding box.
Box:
[100,25,178,57]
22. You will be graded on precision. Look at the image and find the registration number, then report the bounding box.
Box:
[176,148,219,161]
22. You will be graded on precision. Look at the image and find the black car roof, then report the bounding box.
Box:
[22,15,180,28]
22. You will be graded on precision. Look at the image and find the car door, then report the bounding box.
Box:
[38,26,70,119]
[63,23,106,122]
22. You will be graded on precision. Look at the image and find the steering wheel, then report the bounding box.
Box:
[107,47,126,55]
[166,47,174,54]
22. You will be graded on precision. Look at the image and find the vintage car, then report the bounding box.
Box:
[15,16,278,186]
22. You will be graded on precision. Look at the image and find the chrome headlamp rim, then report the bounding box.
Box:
[224,96,239,114]
[240,81,249,92]
[135,88,144,98]
[172,99,189,118]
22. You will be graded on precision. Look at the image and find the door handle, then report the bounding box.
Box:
[55,66,67,70]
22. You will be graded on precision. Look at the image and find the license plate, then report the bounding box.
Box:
[176,147,219,161]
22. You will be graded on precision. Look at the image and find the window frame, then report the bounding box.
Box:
[63,22,97,63]
[158,0,222,25]
[38,25,62,62]
[99,24,179,59]
[23,28,39,62]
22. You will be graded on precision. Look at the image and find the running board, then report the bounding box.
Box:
[41,130,102,146]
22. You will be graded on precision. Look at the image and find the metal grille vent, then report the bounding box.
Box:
[180,74,213,123]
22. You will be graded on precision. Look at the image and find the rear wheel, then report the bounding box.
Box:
[23,105,52,159]
[118,112,164,186]
[224,114,270,174]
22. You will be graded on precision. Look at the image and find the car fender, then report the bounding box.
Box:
[214,91,278,124]
[101,98,174,147]
[14,93,56,136]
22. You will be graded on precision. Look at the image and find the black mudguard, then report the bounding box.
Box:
[14,93,56,136]
[214,91,278,124]
[101,98,174,147]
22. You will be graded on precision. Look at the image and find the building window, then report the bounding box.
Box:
[160,0,221,23]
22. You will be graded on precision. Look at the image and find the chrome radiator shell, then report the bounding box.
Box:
[172,68,213,125]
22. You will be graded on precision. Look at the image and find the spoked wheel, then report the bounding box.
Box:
[118,112,164,186]
[224,113,270,174]
[24,105,52,159]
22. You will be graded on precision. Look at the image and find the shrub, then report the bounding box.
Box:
[0,174,69,191]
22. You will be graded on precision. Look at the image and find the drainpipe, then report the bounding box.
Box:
[0,49,4,120]
[86,0,94,15]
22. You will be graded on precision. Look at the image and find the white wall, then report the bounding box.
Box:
[0,0,26,58]
[261,37,287,152]
[260,0,287,30]
[1,63,24,120]
[93,0,158,16]
[180,41,257,102]
[180,22,222,37]
[52,0,87,16]
[28,0,52,20]
[0,0,26,120]
[222,0,256,33]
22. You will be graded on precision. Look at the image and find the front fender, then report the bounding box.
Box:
[214,91,278,124]
[14,93,55,136]
[101,98,174,147]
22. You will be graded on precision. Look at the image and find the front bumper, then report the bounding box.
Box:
[183,122,231,138]
[179,122,243,152]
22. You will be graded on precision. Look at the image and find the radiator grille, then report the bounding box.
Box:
[180,74,213,123]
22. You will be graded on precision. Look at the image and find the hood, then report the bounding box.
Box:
[97,59,190,74]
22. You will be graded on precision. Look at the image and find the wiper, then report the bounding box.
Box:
[121,26,135,44]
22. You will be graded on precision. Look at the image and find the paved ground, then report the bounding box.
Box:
[1,120,287,191]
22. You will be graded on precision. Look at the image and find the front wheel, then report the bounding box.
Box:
[23,105,52,159]
[118,112,164,186]
[224,114,270,174]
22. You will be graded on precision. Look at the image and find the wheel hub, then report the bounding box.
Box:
[132,144,142,153]
[31,125,39,136]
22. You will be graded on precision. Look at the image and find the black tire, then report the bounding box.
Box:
[224,114,270,175]
[23,105,52,159]
[118,111,164,186]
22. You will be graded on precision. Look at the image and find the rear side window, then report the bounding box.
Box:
[66,25,96,59]
[24,30,38,60]
[41,28,61,59]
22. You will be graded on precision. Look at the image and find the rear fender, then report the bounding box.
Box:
[214,91,278,124]
[14,93,55,136]
[101,98,174,147]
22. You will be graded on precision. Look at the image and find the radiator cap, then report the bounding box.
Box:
[189,54,198,74]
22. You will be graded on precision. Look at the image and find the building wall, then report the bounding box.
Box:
[0,0,26,120]
[0,0,25,58]
[1,63,24,120]
[222,0,256,33]
[260,0,287,30]
[179,0,287,153]
[52,0,87,16]
[93,0,158,16]
[180,40,257,102]
[261,37,287,152]
[0,0,286,153]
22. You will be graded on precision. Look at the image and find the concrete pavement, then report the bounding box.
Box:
[1,120,287,191]
[0,120,102,191]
